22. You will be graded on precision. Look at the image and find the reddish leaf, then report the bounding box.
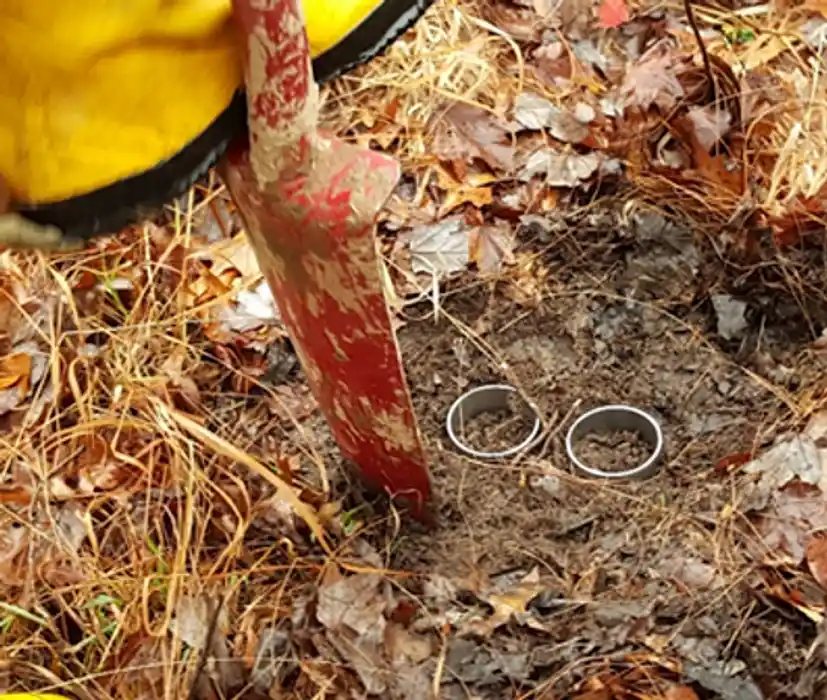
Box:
[389,599,417,625]
[597,0,629,28]
[714,451,754,474]
[666,687,701,700]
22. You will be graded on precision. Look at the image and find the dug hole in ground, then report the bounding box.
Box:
[5,0,827,698]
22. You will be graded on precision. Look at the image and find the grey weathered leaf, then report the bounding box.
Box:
[317,571,389,694]
[621,50,684,112]
[686,105,732,151]
[711,294,747,341]
[408,218,469,276]
[432,103,516,172]
[744,436,823,494]
[514,92,590,143]
[520,150,602,186]
[169,595,229,651]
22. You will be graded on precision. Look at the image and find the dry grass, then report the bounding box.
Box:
[0,202,332,695]
[320,0,520,163]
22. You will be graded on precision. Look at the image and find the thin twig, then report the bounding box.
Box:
[683,0,717,104]
[187,596,225,700]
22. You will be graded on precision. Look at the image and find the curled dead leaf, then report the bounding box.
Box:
[463,567,547,636]
[435,169,497,218]
[0,351,30,391]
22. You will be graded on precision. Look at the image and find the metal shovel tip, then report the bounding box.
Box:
[446,384,542,459]
[565,404,664,480]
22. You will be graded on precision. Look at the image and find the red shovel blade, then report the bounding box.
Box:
[221,139,431,511]
[224,0,430,514]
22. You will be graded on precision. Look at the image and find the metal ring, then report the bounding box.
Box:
[565,404,664,479]
[446,384,542,459]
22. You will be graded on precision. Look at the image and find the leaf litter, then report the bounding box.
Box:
[7,0,827,697]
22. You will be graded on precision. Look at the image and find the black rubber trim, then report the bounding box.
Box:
[17,0,435,240]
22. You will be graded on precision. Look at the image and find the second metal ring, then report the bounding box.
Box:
[565,404,664,479]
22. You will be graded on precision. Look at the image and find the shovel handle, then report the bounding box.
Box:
[230,0,319,186]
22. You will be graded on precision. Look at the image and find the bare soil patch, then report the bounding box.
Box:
[571,429,653,474]
[307,208,827,699]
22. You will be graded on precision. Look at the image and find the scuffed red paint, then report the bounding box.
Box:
[224,0,431,512]
[231,0,317,185]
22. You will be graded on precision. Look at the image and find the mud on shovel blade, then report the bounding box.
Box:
[220,0,431,514]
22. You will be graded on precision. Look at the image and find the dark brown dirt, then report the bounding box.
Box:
[572,429,653,473]
[454,398,537,455]
[295,208,827,698]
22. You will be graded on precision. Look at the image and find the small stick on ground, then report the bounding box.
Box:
[683,0,717,105]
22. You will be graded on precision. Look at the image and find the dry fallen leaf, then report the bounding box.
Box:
[469,222,516,273]
[317,569,389,694]
[0,504,88,586]
[439,186,493,216]
[665,686,701,700]
[0,351,31,391]
[384,622,433,665]
[220,280,282,333]
[514,92,590,143]
[755,483,827,564]
[197,232,262,280]
[0,387,23,416]
[659,554,719,589]
[805,0,827,20]
[0,522,28,586]
[520,149,603,186]
[464,567,546,636]
[802,16,827,51]
[435,168,497,217]
[620,48,685,112]
[744,436,826,500]
[597,0,629,28]
[807,536,827,590]
[408,217,470,276]
[54,504,88,555]
[741,433,827,564]
[169,595,230,650]
[432,103,516,172]
[317,570,386,636]
[685,105,732,151]
[0,342,48,418]
[738,32,791,71]
[170,595,242,697]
